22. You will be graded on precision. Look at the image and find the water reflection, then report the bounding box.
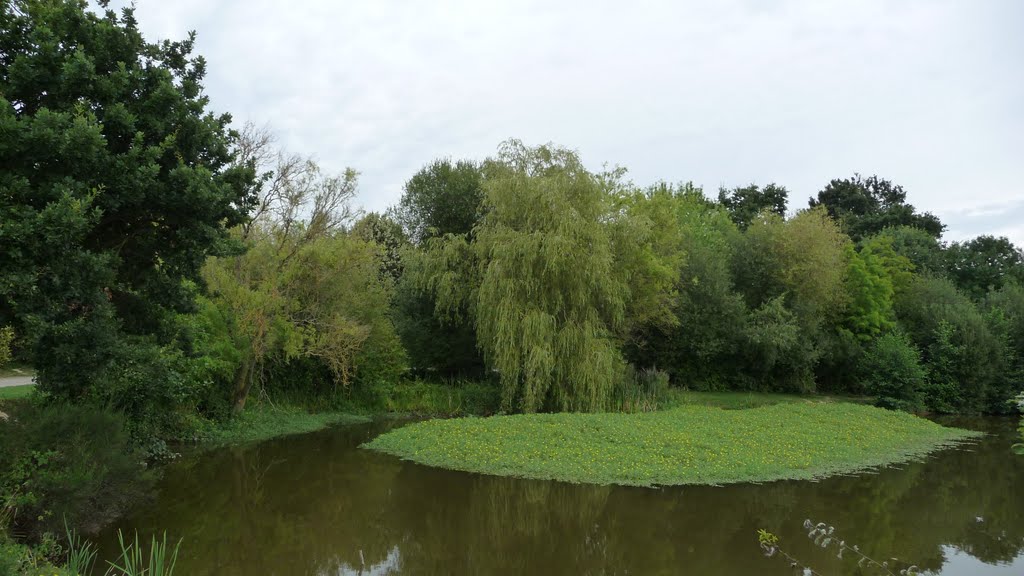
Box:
[95,417,1024,575]
[330,545,401,576]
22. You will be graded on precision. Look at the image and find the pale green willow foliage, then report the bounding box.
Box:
[413,141,644,412]
[477,142,630,412]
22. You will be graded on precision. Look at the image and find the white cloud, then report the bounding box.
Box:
[112,0,1024,243]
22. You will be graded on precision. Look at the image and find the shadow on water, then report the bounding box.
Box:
[94,417,1024,575]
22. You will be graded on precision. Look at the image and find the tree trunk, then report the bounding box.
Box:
[232,356,254,415]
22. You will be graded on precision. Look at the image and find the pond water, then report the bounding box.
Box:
[95,417,1024,575]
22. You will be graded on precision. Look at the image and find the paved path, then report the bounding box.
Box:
[0,376,33,387]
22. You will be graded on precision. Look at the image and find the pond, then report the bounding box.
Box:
[95,417,1024,575]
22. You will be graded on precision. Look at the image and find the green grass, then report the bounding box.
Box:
[363,401,980,487]
[199,404,369,446]
[0,384,34,401]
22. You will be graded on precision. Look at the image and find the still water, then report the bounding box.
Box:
[96,417,1024,575]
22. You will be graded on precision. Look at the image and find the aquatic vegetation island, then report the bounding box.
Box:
[364,402,980,486]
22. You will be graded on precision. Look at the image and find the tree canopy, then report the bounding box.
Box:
[0,0,253,401]
[394,159,484,244]
[717,183,788,230]
[809,174,944,241]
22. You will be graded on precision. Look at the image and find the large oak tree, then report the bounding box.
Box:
[0,0,254,399]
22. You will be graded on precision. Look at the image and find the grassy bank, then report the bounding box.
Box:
[0,379,491,449]
[195,404,370,446]
[0,384,33,402]
[189,380,499,446]
[363,401,980,487]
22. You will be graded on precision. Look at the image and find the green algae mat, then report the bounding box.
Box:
[363,402,980,486]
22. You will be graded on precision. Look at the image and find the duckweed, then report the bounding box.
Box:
[363,402,981,486]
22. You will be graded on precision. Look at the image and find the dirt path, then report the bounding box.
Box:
[0,376,33,387]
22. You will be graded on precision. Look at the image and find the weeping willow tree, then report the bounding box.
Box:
[412,141,646,412]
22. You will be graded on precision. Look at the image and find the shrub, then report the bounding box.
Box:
[0,536,25,576]
[0,535,70,576]
[858,332,926,411]
[0,404,153,541]
[88,340,194,454]
[366,378,500,416]
[896,275,1014,413]
[611,367,670,412]
[0,326,14,368]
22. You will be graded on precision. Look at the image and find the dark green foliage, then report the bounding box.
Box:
[717,183,788,230]
[170,296,243,420]
[348,308,409,389]
[731,208,850,391]
[809,175,944,241]
[984,282,1024,382]
[390,159,487,377]
[351,212,408,286]
[627,191,747,388]
[391,283,485,378]
[873,226,947,276]
[366,378,500,416]
[896,276,1014,413]
[89,339,198,451]
[922,320,970,412]
[0,403,153,541]
[945,235,1024,300]
[740,297,809,391]
[395,159,484,244]
[0,0,253,402]
[610,367,670,413]
[858,332,926,411]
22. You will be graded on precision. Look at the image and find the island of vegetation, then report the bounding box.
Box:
[365,400,979,486]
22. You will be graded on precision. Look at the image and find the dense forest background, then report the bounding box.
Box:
[2,1,1023,436]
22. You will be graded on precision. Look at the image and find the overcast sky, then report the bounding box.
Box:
[111,0,1024,245]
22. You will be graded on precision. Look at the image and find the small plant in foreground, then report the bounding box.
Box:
[105,530,181,576]
[65,521,97,576]
[759,519,921,575]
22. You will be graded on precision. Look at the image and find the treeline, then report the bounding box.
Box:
[3,1,1024,447]
[384,150,1024,415]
